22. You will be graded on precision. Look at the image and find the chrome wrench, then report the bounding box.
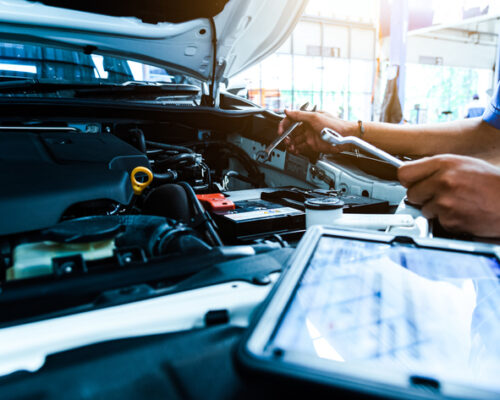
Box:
[256,102,315,162]
[320,127,404,168]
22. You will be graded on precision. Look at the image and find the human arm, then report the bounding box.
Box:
[279,111,500,161]
[398,155,500,237]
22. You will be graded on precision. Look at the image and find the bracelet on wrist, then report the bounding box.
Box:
[357,120,365,139]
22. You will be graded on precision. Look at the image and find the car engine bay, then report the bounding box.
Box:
[0,97,429,324]
[0,96,491,400]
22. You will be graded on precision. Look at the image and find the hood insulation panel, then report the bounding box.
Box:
[31,0,230,23]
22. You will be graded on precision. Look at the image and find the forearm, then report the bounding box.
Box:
[281,109,500,163]
[356,117,500,158]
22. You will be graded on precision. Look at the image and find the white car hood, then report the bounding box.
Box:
[0,0,307,83]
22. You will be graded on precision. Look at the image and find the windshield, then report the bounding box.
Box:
[0,41,198,88]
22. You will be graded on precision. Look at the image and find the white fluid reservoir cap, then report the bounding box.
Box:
[304,197,344,228]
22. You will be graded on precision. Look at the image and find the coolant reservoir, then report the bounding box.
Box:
[8,239,115,280]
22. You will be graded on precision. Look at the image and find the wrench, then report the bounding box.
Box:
[320,128,404,168]
[256,102,314,162]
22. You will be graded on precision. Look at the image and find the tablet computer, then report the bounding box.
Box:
[239,227,500,399]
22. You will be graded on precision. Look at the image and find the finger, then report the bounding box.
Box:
[277,117,292,136]
[288,124,310,147]
[287,129,306,152]
[398,157,442,187]
[295,142,313,154]
[284,109,317,124]
[312,134,337,153]
[282,115,309,139]
[420,200,439,219]
[421,199,463,233]
[405,174,441,205]
[279,110,308,135]
[290,130,308,147]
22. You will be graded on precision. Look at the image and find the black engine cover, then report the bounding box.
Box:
[0,130,149,235]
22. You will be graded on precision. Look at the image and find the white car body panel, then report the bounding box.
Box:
[0,276,278,377]
[0,0,308,82]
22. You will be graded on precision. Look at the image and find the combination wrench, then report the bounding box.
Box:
[320,127,404,168]
[256,102,315,162]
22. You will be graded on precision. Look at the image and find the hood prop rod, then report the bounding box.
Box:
[201,17,218,107]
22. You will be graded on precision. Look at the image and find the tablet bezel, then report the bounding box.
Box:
[240,226,500,400]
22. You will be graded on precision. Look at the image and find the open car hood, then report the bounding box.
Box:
[0,0,307,83]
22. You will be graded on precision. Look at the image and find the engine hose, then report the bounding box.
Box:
[178,181,223,247]
[156,153,197,166]
[153,170,178,182]
[146,140,194,154]
[128,128,147,153]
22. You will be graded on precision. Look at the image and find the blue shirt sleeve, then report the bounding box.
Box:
[483,82,500,129]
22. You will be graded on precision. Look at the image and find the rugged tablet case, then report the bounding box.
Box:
[234,229,499,400]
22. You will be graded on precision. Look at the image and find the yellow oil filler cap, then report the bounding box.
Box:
[130,166,153,195]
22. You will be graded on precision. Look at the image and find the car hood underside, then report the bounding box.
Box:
[0,0,308,83]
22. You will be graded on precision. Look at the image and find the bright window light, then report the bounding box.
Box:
[0,63,36,74]
[91,54,108,79]
[127,60,144,81]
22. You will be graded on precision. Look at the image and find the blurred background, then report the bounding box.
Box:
[229,0,499,124]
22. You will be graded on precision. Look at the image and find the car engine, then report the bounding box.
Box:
[0,106,414,322]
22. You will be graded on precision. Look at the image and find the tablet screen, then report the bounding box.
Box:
[271,236,500,391]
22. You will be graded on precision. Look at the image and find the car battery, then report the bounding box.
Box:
[210,199,305,241]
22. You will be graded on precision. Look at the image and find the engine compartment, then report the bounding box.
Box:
[0,103,416,323]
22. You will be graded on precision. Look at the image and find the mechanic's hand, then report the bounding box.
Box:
[277,109,356,155]
[398,155,500,237]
